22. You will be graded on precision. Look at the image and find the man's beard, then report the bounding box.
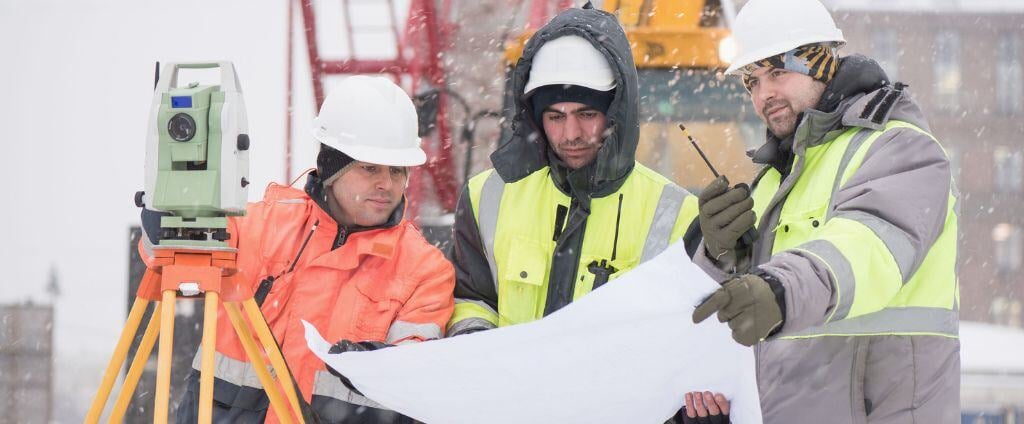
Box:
[763,99,796,138]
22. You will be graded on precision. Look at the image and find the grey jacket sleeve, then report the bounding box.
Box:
[692,240,737,283]
[446,186,500,334]
[759,127,952,333]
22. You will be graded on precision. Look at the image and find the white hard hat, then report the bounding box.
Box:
[524,35,617,94]
[311,75,426,166]
[724,0,846,76]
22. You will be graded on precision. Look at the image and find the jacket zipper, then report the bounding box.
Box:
[589,193,623,290]
[544,197,586,316]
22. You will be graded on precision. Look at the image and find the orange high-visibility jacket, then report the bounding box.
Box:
[140,181,455,423]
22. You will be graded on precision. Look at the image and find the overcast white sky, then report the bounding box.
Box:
[0,0,403,417]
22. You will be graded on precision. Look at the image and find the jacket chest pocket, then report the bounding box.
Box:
[575,254,638,299]
[352,275,406,341]
[774,204,828,252]
[497,236,549,326]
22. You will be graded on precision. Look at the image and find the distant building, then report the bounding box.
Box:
[823,0,1024,327]
[0,302,53,424]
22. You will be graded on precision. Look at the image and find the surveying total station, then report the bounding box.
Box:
[141,61,249,245]
[87,62,309,424]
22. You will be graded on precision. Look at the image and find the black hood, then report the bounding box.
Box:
[491,3,639,201]
[815,55,890,114]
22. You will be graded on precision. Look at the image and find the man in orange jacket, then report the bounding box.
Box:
[140,76,455,423]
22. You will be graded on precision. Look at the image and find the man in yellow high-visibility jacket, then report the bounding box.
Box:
[445,4,704,336]
[446,5,731,421]
[692,0,960,422]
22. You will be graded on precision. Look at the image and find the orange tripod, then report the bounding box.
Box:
[85,246,307,424]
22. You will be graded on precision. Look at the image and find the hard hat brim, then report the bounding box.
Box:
[313,128,427,167]
[524,79,617,96]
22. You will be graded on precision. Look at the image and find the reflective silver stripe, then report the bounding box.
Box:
[826,129,874,221]
[950,192,958,315]
[275,199,306,204]
[794,240,856,322]
[640,184,687,262]
[312,370,386,409]
[780,306,959,338]
[477,171,505,291]
[835,210,916,283]
[447,317,497,336]
[455,298,498,316]
[190,348,264,389]
[824,127,918,283]
[385,320,441,344]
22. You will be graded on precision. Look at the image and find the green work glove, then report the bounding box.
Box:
[692,274,785,346]
[698,176,755,261]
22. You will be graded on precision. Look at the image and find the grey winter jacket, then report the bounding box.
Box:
[696,56,960,423]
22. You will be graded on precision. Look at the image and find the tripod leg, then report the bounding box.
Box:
[108,303,163,424]
[223,302,297,424]
[242,298,306,419]
[153,290,177,424]
[197,292,219,424]
[85,296,151,424]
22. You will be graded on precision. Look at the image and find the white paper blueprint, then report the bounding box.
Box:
[304,243,762,423]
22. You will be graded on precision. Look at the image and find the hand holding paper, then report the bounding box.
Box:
[305,243,763,423]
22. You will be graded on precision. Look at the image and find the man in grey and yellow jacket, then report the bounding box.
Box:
[692,0,960,423]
